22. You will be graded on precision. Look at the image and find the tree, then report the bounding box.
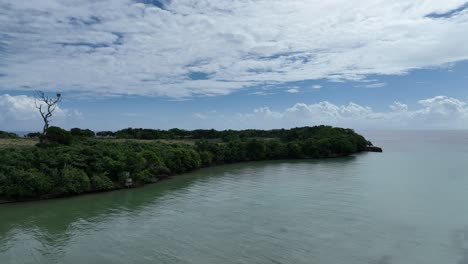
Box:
[34,91,62,134]
[43,126,73,145]
[70,128,95,138]
[0,131,18,139]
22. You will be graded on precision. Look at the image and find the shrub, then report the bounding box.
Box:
[70,128,95,138]
[199,150,214,166]
[0,131,18,139]
[134,169,153,183]
[61,165,90,194]
[26,132,41,138]
[0,169,52,198]
[91,173,114,191]
[42,126,73,145]
[287,142,303,158]
[141,150,165,173]
[246,139,266,160]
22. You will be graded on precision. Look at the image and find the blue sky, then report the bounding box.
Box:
[1,0,468,131]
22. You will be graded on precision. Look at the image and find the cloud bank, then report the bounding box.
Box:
[1,0,468,97]
[2,94,468,131]
[194,96,468,130]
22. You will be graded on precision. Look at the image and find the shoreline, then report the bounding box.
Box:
[0,149,381,205]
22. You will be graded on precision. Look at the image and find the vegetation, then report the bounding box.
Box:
[26,132,42,138]
[70,128,95,138]
[0,126,373,201]
[0,131,18,139]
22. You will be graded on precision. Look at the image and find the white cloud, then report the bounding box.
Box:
[3,93,468,131]
[312,85,322,89]
[0,94,82,131]
[286,88,300,93]
[1,1,468,98]
[249,91,275,96]
[390,101,409,112]
[355,82,388,88]
[191,96,468,130]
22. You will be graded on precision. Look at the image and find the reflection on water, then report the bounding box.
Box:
[371,255,392,264]
[453,228,468,264]
[1,131,468,263]
[0,166,206,242]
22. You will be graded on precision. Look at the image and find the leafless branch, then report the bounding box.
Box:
[34,91,62,134]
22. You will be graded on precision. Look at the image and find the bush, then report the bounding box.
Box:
[287,142,303,158]
[96,131,115,137]
[199,150,214,166]
[61,165,90,194]
[0,131,18,139]
[134,169,153,183]
[71,128,95,138]
[91,173,114,191]
[42,126,73,145]
[246,139,266,160]
[0,169,52,198]
[141,150,165,174]
[26,132,41,138]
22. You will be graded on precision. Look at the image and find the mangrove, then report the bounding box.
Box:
[0,126,379,202]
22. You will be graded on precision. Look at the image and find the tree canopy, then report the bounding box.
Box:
[0,126,372,200]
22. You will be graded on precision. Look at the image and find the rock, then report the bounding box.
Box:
[365,146,383,152]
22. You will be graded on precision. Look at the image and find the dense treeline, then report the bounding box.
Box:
[0,131,18,139]
[99,126,371,143]
[0,126,372,201]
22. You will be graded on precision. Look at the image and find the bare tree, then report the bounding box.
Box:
[34,91,62,134]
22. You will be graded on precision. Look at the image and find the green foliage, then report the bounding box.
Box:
[0,126,372,200]
[26,132,41,138]
[70,128,95,138]
[42,126,73,146]
[163,147,201,174]
[91,173,114,191]
[140,150,164,174]
[134,169,153,183]
[199,150,214,166]
[96,131,115,137]
[0,131,18,139]
[246,139,266,160]
[105,126,371,148]
[60,165,90,194]
[0,169,52,198]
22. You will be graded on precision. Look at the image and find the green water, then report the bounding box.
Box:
[1,131,468,264]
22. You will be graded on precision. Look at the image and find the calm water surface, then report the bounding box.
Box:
[1,131,468,264]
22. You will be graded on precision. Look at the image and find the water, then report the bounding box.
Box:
[1,130,468,264]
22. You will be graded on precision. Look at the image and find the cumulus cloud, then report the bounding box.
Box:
[0,94,82,131]
[193,96,468,130]
[1,1,468,97]
[286,88,300,93]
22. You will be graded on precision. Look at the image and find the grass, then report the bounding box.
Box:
[0,137,281,149]
[0,138,38,149]
[0,137,203,149]
[101,138,226,145]
[101,138,198,145]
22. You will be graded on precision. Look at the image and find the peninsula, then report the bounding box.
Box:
[0,126,380,202]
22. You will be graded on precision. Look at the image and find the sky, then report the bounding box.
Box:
[1,0,468,131]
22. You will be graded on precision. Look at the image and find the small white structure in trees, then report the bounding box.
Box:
[123,172,133,188]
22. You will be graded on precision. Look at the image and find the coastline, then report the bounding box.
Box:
[0,148,381,205]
